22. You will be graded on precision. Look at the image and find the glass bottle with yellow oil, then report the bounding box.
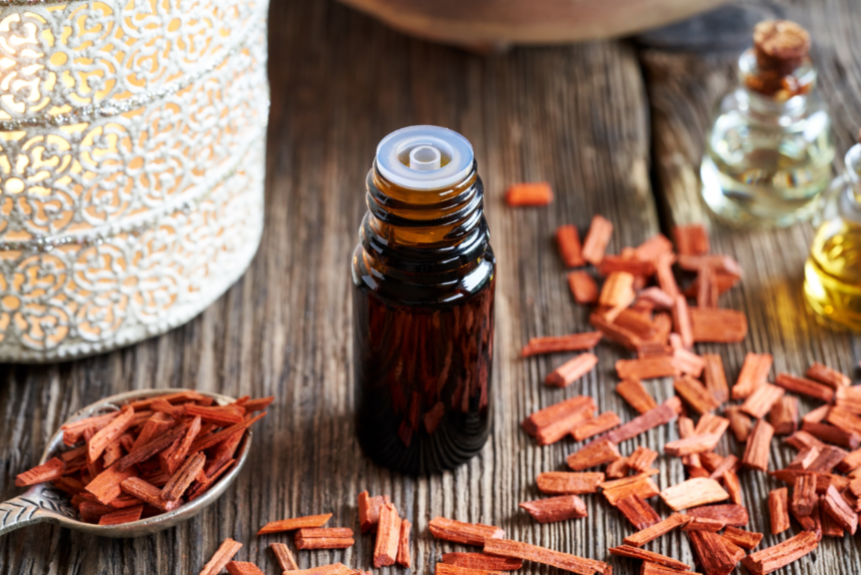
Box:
[701,20,835,227]
[804,133,861,331]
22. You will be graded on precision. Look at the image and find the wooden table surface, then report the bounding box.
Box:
[1,0,860,573]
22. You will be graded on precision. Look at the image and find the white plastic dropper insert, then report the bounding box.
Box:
[375,125,474,190]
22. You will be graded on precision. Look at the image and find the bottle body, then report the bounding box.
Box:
[701,50,835,227]
[351,126,495,475]
[804,145,861,331]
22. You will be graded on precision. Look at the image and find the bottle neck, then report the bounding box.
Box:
[738,49,816,117]
[361,161,489,276]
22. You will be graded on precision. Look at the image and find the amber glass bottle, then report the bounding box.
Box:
[352,126,496,475]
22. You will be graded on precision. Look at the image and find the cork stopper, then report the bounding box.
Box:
[753,20,811,76]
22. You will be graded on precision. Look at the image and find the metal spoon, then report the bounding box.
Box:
[0,388,251,538]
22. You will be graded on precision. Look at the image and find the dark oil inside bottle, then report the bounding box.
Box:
[352,162,495,475]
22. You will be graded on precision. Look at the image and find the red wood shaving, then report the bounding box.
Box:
[598,272,635,308]
[821,485,858,534]
[258,513,333,536]
[742,419,774,472]
[505,182,553,207]
[689,308,748,343]
[682,517,724,532]
[184,404,244,426]
[568,271,599,305]
[269,543,299,571]
[672,224,709,256]
[641,563,697,575]
[608,545,691,571]
[615,379,657,414]
[520,495,587,523]
[358,491,391,533]
[225,561,266,575]
[373,503,401,567]
[634,233,674,262]
[671,348,705,378]
[615,356,679,381]
[88,406,135,464]
[768,395,798,435]
[428,517,504,547]
[701,353,729,404]
[741,383,785,419]
[295,536,355,550]
[741,532,818,575]
[556,225,585,268]
[722,526,763,550]
[436,564,505,575]
[120,477,180,512]
[654,253,679,298]
[806,362,851,389]
[615,494,660,530]
[581,215,613,266]
[768,487,790,534]
[673,376,719,415]
[687,503,749,527]
[535,472,604,495]
[732,352,772,400]
[566,439,621,471]
[570,411,620,442]
[604,398,681,444]
[396,519,412,567]
[671,296,693,349]
[627,446,658,474]
[724,406,752,443]
[198,538,243,575]
[600,471,661,506]
[775,372,834,403]
[544,353,598,388]
[660,477,729,511]
[522,396,595,445]
[520,333,602,357]
[16,457,65,487]
[483,538,611,575]
[686,530,737,575]
[622,512,692,547]
[802,420,861,449]
[598,255,655,277]
[97,504,143,526]
[664,433,722,456]
[85,464,138,505]
[441,553,522,571]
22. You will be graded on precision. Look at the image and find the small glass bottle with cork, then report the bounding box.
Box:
[804,129,861,331]
[351,126,496,475]
[700,20,835,227]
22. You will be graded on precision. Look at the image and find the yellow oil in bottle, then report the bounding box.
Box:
[804,218,861,331]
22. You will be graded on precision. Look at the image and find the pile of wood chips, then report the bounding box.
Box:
[507,187,859,575]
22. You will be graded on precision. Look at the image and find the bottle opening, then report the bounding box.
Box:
[376,125,474,190]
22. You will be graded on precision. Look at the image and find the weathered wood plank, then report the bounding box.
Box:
[0,1,669,574]
[641,0,861,570]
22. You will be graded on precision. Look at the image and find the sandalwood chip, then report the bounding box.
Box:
[605,398,681,444]
[198,538,243,575]
[436,565,505,575]
[671,295,694,349]
[616,494,660,530]
[622,513,692,547]
[641,564,698,575]
[545,353,599,388]
[358,491,391,533]
[295,537,355,550]
[270,543,299,571]
[701,354,729,404]
[688,503,749,527]
[15,457,65,487]
[724,406,752,443]
[571,411,620,442]
[732,352,772,400]
[615,379,657,414]
[441,553,523,571]
[689,308,748,343]
[660,478,729,511]
[609,546,691,571]
[556,225,585,268]
[615,357,679,381]
[483,538,610,575]
[664,433,722,456]
[536,472,604,495]
[741,383,785,419]
[627,446,658,474]
[428,517,504,547]
[88,406,135,464]
[672,224,709,256]
[768,395,798,436]
[520,495,587,523]
[97,504,144,526]
[768,488,790,535]
[566,439,621,471]
[120,477,180,512]
[599,272,635,308]
[674,376,719,415]
[521,333,602,357]
[226,562,266,575]
[505,182,553,207]
[742,419,774,472]
[600,471,661,506]
[775,372,834,403]
[741,531,818,575]
[821,485,858,535]
[686,530,737,575]
[806,362,851,389]
[86,464,138,505]
[722,526,763,550]
[374,503,401,567]
[258,514,333,536]
[397,519,412,568]
[581,215,613,266]
[568,272,599,305]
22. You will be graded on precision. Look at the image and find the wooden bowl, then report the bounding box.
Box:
[338,0,729,49]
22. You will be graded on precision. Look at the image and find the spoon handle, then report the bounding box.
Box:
[0,485,77,537]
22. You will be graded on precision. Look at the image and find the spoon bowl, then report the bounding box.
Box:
[0,388,251,538]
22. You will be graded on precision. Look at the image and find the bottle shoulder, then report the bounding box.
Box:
[352,242,496,307]
[710,88,832,134]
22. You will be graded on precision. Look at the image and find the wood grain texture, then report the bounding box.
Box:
[641,0,861,571]
[0,0,858,574]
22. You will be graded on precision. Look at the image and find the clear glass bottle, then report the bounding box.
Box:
[351,126,496,475]
[701,20,835,227]
[804,137,861,331]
